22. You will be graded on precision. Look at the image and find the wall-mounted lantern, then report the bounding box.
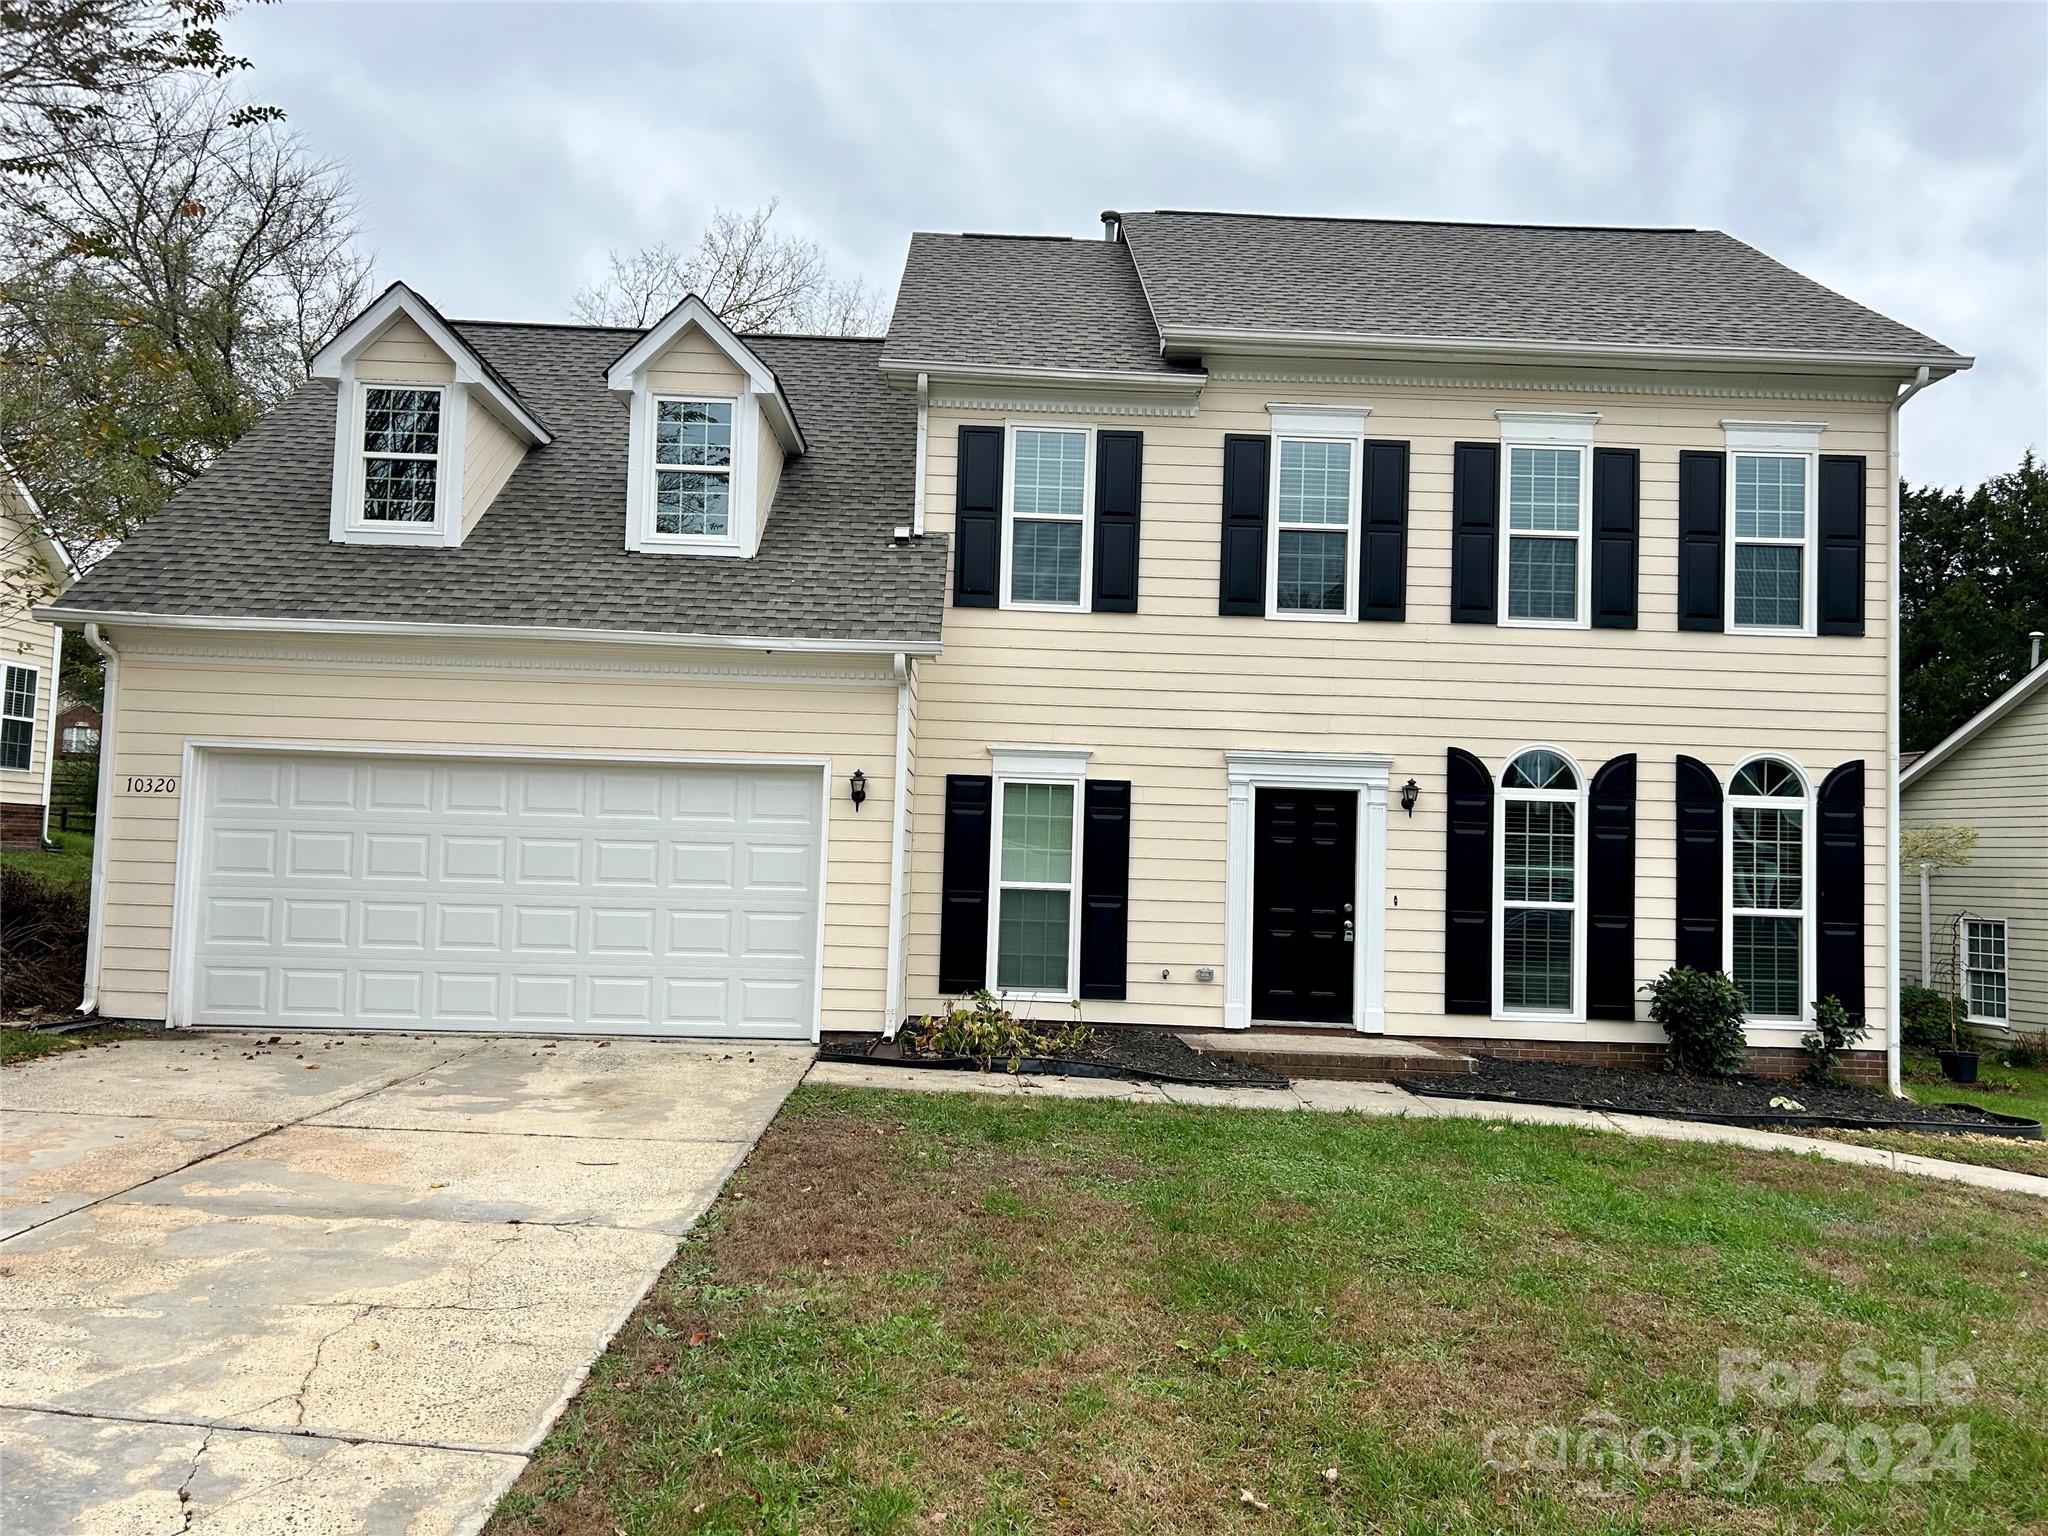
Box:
[849,768,868,811]
[1400,778,1420,817]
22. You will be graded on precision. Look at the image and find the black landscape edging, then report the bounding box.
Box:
[818,1039,1289,1090]
[1399,1081,2044,1140]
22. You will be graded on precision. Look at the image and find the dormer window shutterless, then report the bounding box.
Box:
[359,386,444,524]
[654,398,735,538]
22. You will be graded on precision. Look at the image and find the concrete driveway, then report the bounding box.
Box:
[0,1030,812,1534]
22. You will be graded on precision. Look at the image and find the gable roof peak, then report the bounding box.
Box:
[603,293,806,454]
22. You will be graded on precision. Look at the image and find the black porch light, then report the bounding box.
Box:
[849,768,868,811]
[1400,778,1420,816]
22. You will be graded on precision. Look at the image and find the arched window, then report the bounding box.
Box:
[1726,756,1812,1022]
[1496,747,1585,1018]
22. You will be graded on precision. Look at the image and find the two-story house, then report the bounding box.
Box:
[40,211,1969,1088]
[3,463,74,849]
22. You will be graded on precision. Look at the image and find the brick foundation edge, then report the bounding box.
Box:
[0,802,46,850]
[1446,1037,1887,1085]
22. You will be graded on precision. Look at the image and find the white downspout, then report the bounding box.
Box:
[881,651,912,1035]
[78,622,118,1015]
[911,372,929,537]
[38,623,60,846]
[1918,864,1932,985]
[1886,365,1932,1096]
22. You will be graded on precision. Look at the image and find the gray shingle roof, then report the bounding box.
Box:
[51,327,947,647]
[1116,211,1967,364]
[881,233,1184,376]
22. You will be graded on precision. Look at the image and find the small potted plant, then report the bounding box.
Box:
[1938,1006,1979,1084]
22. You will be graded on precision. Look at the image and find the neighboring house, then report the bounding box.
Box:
[2,466,74,849]
[42,210,1969,1087]
[1898,654,2047,1043]
[55,698,102,758]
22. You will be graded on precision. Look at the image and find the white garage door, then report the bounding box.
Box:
[188,752,823,1038]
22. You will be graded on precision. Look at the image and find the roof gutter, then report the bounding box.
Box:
[34,609,943,659]
[878,359,1206,395]
[1158,325,1973,379]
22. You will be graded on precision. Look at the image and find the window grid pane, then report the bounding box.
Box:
[1010,520,1083,606]
[1502,909,1573,1012]
[1966,921,2008,1020]
[362,457,438,522]
[1734,545,1803,628]
[1276,529,1348,612]
[1000,782,1073,885]
[997,888,1071,992]
[1504,799,1576,904]
[1012,429,1086,517]
[1734,455,1806,539]
[1730,758,1801,798]
[361,388,440,456]
[1277,439,1352,526]
[1503,749,1576,791]
[0,716,29,772]
[655,470,731,536]
[655,400,733,467]
[2,666,35,718]
[1507,446,1581,532]
[1733,914,1801,1017]
[1508,535,1577,621]
[1733,807,1803,910]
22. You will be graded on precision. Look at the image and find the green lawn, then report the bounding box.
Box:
[0,827,93,894]
[491,1086,2047,1536]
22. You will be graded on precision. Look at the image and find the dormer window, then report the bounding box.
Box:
[360,386,444,524]
[654,398,734,539]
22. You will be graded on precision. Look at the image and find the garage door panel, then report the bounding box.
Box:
[191,754,820,1038]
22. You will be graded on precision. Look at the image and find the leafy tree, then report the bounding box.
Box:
[572,199,883,336]
[0,80,370,563]
[1900,450,2048,751]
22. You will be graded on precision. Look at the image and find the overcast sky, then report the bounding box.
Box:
[230,2,2044,489]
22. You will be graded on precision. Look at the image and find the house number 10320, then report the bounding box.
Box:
[125,776,179,795]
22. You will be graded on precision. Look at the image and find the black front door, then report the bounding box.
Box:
[1251,787,1357,1024]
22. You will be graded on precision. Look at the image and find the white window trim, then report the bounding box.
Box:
[999,420,1094,613]
[642,393,743,552]
[1265,423,1364,624]
[625,386,758,557]
[1491,745,1588,1024]
[1,662,38,773]
[333,374,467,548]
[1497,424,1594,631]
[1723,753,1817,1030]
[1722,421,1823,638]
[1961,916,2010,1027]
[986,762,1086,1005]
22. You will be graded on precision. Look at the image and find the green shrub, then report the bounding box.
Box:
[900,990,1089,1072]
[1801,994,1868,1083]
[1998,1041,2041,1070]
[1644,966,1748,1079]
[1899,985,1966,1052]
[0,865,88,1015]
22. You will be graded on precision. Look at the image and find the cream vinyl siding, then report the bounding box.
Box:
[1,491,60,811]
[355,315,456,385]
[461,402,526,540]
[1899,685,2047,1040]
[911,370,1895,1043]
[93,633,899,1028]
[755,426,786,538]
[647,327,746,397]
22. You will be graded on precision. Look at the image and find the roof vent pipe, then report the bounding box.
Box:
[2031,630,2043,670]
[1100,210,1122,242]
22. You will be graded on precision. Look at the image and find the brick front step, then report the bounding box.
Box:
[1180,1031,1475,1082]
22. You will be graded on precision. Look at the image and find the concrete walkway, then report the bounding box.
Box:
[804,1059,2048,1200]
[0,1031,811,1535]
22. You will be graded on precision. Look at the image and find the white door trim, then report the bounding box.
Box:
[1223,750,1393,1033]
[166,739,834,1040]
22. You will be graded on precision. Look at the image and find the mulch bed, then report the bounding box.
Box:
[820,1028,1289,1088]
[1400,1056,2044,1138]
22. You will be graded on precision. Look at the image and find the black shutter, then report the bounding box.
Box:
[938,774,993,993]
[1677,451,1725,632]
[1443,748,1493,1013]
[1218,434,1269,616]
[1358,439,1409,622]
[1078,780,1132,999]
[1815,760,1866,1022]
[953,426,1003,608]
[1674,755,1723,972]
[1816,455,1867,637]
[1450,443,1499,624]
[1093,431,1143,614]
[1586,754,1637,1020]
[1590,447,1640,630]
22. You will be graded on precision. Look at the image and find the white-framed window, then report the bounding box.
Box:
[1729,452,1815,632]
[987,766,1084,1000]
[1,665,36,772]
[1500,442,1591,626]
[356,384,445,525]
[1268,433,1359,619]
[651,396,736,541]
[1493,746,1586,1019]
[1725,755,1814,1024]
[1002,424,1092,610]
[1963,918,2009,1024]
[62,723,99,755]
